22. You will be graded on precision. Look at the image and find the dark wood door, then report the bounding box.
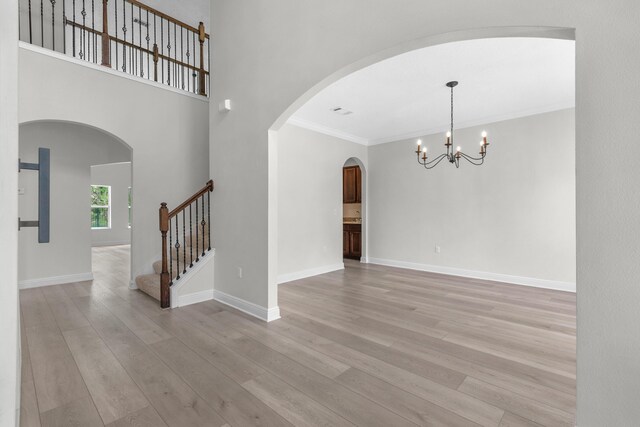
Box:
[343,167,358,203]
[350,230,361,258]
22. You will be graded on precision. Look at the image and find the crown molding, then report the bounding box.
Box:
[286,116,370,145]
[286,103,574,147]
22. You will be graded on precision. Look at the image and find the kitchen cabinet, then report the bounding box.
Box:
[343,166,361,203]
[343,223,361,260]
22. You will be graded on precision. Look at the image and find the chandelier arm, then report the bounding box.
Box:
[460,152,485,166]
[460,152,486,162]
[423,153,449,166]
[423,154,448,169]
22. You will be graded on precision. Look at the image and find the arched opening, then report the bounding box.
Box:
[18,120,134,291]
[342,157,366,262]
[269,28,575,352]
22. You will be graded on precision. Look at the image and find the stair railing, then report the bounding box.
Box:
[159,180,213,308]
[18,0,210,96]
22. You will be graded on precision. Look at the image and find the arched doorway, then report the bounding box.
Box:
[267,28,575,314]
[343,157,366,262]
[18,120,133,290]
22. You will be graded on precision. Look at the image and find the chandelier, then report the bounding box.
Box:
[415,81,489,169]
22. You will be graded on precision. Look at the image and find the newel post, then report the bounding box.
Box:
[198,22,207,96]
[159,202,170,308]
[101,0,111,67]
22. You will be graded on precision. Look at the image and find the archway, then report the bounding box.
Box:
[342,157,367,262]
[268,26,576,312]
[18,120,134,290]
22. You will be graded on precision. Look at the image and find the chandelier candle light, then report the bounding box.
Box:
[415,81,490,169]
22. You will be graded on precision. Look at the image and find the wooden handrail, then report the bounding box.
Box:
[169,180,214,218]
[66,20,211,75]
[40,0,212,95]
[159,180,214,308]
[126,0,210,38]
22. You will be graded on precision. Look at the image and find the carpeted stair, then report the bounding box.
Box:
[135,225,210,302]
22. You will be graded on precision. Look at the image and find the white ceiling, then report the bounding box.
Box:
[289,38,575,145]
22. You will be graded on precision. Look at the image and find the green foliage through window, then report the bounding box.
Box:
[91,185,110,228]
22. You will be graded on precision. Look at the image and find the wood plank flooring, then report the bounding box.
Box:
[20,245,576,426]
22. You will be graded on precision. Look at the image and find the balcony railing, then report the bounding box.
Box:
[18,0,210,96]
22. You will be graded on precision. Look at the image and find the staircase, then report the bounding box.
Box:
[135,180,214,307]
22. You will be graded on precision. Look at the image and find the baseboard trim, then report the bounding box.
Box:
[19,272,94,289]
[212,289,281,322]
[277,263,344,284]
[91,241,131,247]
[367,258,576,292]
[177,289,215,308]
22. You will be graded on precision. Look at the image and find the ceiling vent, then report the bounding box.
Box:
[331,107,353,115]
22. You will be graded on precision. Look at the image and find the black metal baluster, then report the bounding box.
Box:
[160,18,164,83]
[180,26,184,90]
[138,6,143,77]
[185,29,190,92]
[182,210,186,274]
[114,0,118,69]
[81,0,85,59]
[169,217,173,283]
[189,204,193,268]
[72,0,75,56]
[173,22,177,87]
[40,0,44,47]
[206,37,210,96]
[166,20,170,85]
[62,0,65,54]
[121,0,126,71]
[192,31,196,93]
[175,215,181,280]
[91,0,95,62]
[50,0,55,50]
[207,188,211,251]
[145,10,150,79]
[130,1,133,75]
[201,194,205,257]
[28,0,33,44]
[195,198,199,262]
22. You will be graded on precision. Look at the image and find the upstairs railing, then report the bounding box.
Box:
[159,180,214,308]
[18,0,210,96]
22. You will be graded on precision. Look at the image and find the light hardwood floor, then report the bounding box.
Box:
[20,245,576,426]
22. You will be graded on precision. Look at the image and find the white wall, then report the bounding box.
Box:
[91,162,132,247]
[368,109,575,288]
[19,122,131,285]
[210,1,640,423]
[19,45,210,285]
[0,0,20,423]
[277,124,367,282]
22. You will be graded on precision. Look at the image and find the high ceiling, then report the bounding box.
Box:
[289,38,575,145]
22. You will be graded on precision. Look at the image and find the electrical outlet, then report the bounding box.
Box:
[435,245,441,254]
[237,267,243,278]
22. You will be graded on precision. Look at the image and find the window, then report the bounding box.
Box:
[91,185,111,229]
[128,187,132,228]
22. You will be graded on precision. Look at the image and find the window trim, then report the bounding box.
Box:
[91,184,112,230]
